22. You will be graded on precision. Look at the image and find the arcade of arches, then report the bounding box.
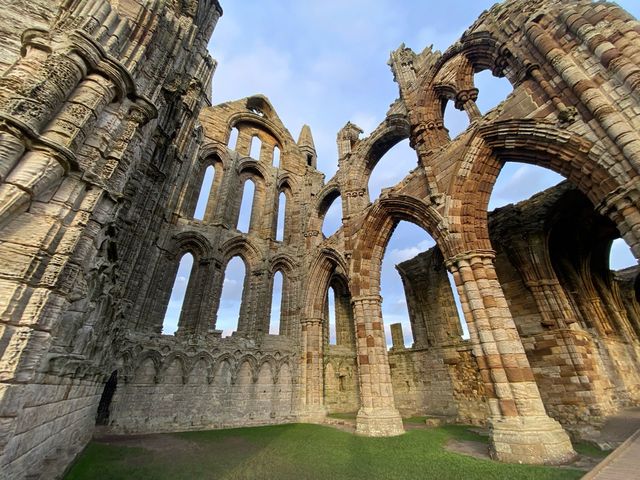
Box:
[0,0,640,477]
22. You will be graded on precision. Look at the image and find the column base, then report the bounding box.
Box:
[356,408,404,437]
[298,405,327,423]
[489,416,576,465]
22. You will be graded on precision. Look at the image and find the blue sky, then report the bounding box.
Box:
[162,1,640,343]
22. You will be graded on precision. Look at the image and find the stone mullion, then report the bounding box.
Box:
[249,181,265,236]
[221,169,243,229]
[255,269,273,335]
[299,318,325,421]
[352,295,403,436]
[203,162,224,223]
[177,259,217,336]
[208,263,225,333]
[448,251,575,464]
[236,271,258,335]
[279,274,295,336]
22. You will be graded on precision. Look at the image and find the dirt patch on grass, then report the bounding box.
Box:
[95,433,201,454]
[446,439,490,459]
[93,431,261,467]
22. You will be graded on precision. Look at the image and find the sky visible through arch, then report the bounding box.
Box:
[162,0,640,341]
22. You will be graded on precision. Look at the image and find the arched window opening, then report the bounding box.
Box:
[217,256,246,337]
[273,146,281,168]
[443,100,470,139]
[237,179,256,233]
[489,162,563,210]
[367,138,415,202]
[276,191,286,242]
[321,195,342,238]
[325,278,355,348]
[306,154,313,167]
[193,165,215,220]
[228,127,239,150]
[610,238,637,271]
[270,271,284,335]
[473,70,513,115]
[327,286,337,345]
[162,252,194,335]
[250,135,262,160]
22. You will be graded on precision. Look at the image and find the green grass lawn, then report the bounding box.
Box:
[65,423,584,480]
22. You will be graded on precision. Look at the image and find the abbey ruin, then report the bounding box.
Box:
[1,0,640,478]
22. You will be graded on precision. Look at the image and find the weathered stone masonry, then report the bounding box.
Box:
[0,0,639,478]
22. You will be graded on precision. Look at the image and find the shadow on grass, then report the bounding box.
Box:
[65,424,584,480]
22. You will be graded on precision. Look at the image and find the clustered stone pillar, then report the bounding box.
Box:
[351,295,404,436]
[300,317,326,421]
[447,250,575,464]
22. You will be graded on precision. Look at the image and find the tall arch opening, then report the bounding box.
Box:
[193,165,215,221]
[270,270,284,334]
[237,179,256,233]
[217,256,247,337]
[276,191,287,242]
[321,192,342,238]
[273,145,281,168]
[161,252,194,335]
[367,139,415,202]
[327,286,337,345]
[228,127,239,150]
[385,221,466,349]
[249,136,262,160]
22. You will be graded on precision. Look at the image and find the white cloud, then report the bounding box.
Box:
[212,43,292,104]
[489,164,563,210]
[389,238,435,263]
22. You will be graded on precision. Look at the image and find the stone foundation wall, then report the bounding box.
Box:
[105,335,298,434]
[388,345,488,424]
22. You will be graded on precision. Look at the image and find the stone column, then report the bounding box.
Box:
[389,323,406,352]
[455,88,481,121]
[299,317,326,421]
[351,295,404,436]
[447,250,575,464]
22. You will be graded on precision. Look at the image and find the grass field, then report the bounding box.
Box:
[65,423,586,480]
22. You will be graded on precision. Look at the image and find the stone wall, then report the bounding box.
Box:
[388,345,488,424]
[106,335,297,433]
